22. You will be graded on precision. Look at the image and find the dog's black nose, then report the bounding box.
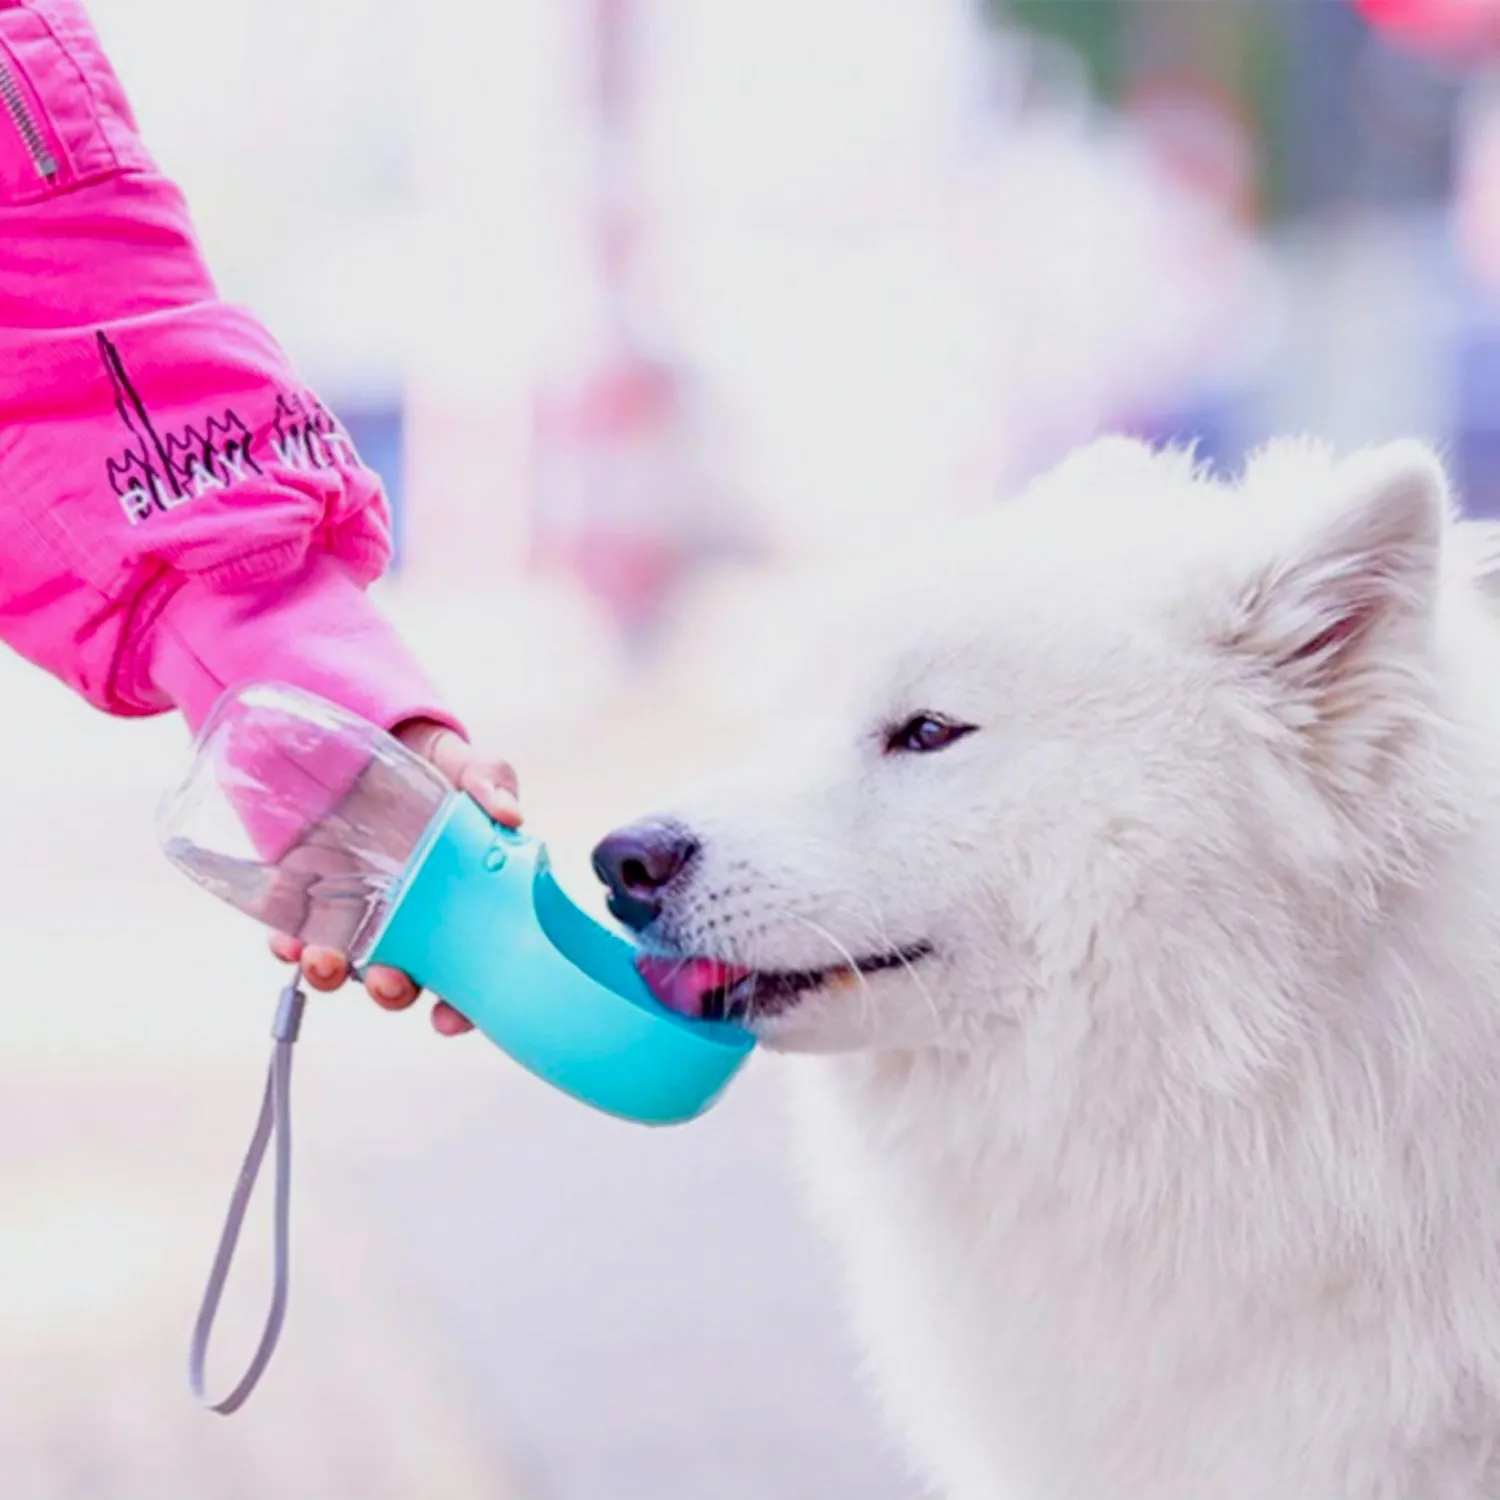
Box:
[591,821,700,931]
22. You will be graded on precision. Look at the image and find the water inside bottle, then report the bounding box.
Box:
[159,683,453,960]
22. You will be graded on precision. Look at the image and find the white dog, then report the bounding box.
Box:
[593,436,1500,1500]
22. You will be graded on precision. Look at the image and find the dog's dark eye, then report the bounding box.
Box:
[885,714,976,755]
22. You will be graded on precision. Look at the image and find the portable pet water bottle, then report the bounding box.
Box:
[159,681,754,1412]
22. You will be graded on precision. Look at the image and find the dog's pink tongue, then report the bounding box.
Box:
[637,956,750,1019]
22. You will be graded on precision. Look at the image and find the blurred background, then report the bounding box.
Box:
[5,0,1500,1495]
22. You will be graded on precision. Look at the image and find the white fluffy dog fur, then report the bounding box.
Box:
[609,436,1500,1498]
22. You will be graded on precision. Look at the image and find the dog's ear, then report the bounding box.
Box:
[1226,441,1447,733]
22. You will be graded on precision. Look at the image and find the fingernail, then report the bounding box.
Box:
[306,955,337,983]
[370,974,404,1005]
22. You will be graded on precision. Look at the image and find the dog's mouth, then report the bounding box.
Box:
[637,943,934,1023]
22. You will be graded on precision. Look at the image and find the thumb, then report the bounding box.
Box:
[396,720,522,827]
[454,751,523,828]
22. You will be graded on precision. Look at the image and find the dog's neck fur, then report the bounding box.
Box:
[820,777,1500,1250]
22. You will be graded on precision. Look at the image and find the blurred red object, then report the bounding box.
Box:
[1350,0,1500,55]
[1124,75,1257,227]
[529,359,689,647]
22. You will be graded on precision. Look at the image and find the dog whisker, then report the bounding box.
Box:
[792,913,876,1015]
[855,897,942,1032]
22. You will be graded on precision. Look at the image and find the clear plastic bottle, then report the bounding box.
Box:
[157,682,455,960]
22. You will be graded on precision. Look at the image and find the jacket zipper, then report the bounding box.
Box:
[0,52,57,179]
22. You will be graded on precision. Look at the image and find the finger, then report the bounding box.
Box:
[456,759,523,828]
[432,1001,475,1037]
[301,946,348,991]
[430,733,520,807]
[397,724,523,826]
[364,965,420,1011]
[489,758,521,800]
[270,932,303,965]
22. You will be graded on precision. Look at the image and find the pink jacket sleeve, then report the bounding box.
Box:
[0,0,462,737]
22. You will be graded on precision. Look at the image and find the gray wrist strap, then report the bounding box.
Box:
[189,975,307,1415]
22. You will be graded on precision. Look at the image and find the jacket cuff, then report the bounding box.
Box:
[149,554,466,739]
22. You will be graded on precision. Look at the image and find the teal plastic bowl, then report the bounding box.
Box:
[365,794,755,1125]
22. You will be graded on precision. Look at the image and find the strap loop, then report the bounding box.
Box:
[188,974,306,1414]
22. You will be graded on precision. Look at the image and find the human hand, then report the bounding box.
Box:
[269,718,521,1036]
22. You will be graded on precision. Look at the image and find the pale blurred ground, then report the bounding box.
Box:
[0,580,911,1500]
